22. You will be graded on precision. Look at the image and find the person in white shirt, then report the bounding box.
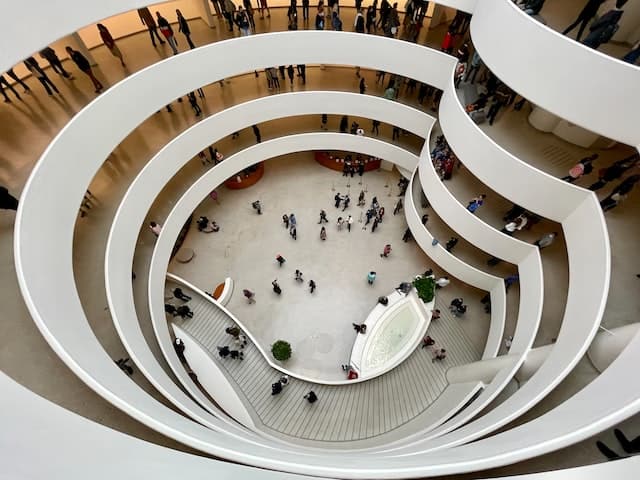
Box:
[149,221,162,236]
[435,276,450,289]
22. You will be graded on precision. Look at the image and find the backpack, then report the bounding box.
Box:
[599,23,619,43]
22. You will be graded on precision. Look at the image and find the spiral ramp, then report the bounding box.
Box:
[4,0,640,478]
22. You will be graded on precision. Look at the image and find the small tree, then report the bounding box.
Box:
[271,340,292,361]
[412,276,436,303]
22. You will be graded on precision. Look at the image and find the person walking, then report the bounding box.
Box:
[252,124,262,143]
[0,186,19,210]
[138,7,165,46]
[0,75,22,103]
[301,0,310,21]
[421,213,429,225]
[272,279,282,294]
[359,77,366,94]
[290,226,297,240]
[243,289,256,303]
[380,244,392,258]
[308,279,316,293]
[354,7,365,33]
[276,254,286,267]
[187,92,202,117]
[295,269,304,282]
[402,227,412,242]
[445,237,459,252]
[283,214,290,229]
[342,195,351,211]
[563,0,606,41]
[534,232,558,249]
[223,0,237,32]
[97,24,125,67]
[156,12,179,54]
[318,209,328,223]
[367,271,376,285]
[39,47,72,78]
[339,115,348,133]
[393,198,403,215]
[65,47,103,93]
[287,65,294,86]
[4,68,30,94]
[24,56,60,96]
[176,9,196,49]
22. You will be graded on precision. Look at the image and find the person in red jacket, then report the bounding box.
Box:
[97,24,125,67]
[441,27,455,54]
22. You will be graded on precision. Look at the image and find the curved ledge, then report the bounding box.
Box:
[471,0,640,147]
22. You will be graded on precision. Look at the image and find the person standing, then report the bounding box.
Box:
[582,1,628,49]
[534,232,558,249]
[359,77,366,94]
[402,228,412,242]
[315,1,326,29]
[302,0,310,21]
[380,244,392,258]
[320,226,327,240]
[156,12,179,54]
[39,47,72,78]
[0,75,22,103]
[235,6,252,36]
[243,0,256,30]
[393,198,403,215]
[366,4,376,33]
[223,0,237,32]
[259,0,271,18]
[138,7,166,46]
[0,186,19,210]
[563,0,606,41]
[176,9,196,49]
[97,24,126,67]
[308,280,316,293]
[65,47,103,93]
[252,124,262,143]
[367,271,376,285]
[562,154,597,183]
[187,92,202,117]
[287,65,295,86]
[24,56,60,95]
[339,115,348,133]
[354,8,365,32]
[149,221,162,236]
[347,215,353,232]
[435,276,450,288]
[272,279,282,294]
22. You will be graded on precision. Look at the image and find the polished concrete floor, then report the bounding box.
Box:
[1,6,639,478]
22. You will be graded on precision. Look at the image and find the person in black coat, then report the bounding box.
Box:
[563,0,606,41]
[176,9,196,49]
[65,47,103,93]
[582,0,628,49]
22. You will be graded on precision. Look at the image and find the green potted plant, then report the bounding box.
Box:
[412,276,436,303]
[271,340,292,362]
